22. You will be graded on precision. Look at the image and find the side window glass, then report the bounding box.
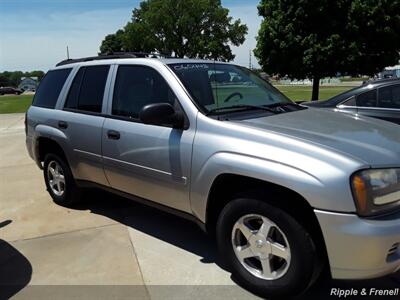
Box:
[65,67,85,110]
[378,85,400,109]
[356,89,377,107]
[341,96,356,106]
[112,65,177,119]
[33,68,72,108]
[64,65,109,113]
[78,65,109,113]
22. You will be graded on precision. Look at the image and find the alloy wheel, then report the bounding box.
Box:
[231,214,291,280]
[47,160,66,196]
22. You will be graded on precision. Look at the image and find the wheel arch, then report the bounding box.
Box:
[205,173,329,272]
[35,136,68,166]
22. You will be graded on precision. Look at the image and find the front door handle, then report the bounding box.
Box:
[58,121,68,129]
[107,130,120,140]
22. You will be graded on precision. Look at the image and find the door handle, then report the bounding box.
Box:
[107,130,120,140]
[58,121,68,129]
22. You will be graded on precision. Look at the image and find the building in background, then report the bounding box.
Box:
[18,77,38,91]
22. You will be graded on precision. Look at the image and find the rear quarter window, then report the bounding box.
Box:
[32,68,72,108]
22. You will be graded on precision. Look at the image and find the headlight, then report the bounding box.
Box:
[351,168,400,217]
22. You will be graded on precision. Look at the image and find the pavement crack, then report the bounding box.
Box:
[126,226,152,300]
[7,223,118,243]
[5,116,25,130]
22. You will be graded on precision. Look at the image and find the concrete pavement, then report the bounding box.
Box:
[1,113,399,300]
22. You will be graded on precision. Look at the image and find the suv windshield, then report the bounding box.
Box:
[168,63,292,114]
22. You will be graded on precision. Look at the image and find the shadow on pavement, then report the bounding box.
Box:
[0,220,33,300]
[74,190,400,299]
[75,190,226,269]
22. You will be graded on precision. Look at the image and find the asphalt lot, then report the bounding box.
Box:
[0,113,399,300]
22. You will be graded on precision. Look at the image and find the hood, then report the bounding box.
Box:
[236,108,400,167]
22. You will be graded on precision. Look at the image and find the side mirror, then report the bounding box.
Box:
[139,103,184,129]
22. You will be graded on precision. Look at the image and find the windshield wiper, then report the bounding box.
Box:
[206,104,280,116]
[266,102,303,108]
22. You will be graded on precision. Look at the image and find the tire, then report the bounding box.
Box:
[43,153,81,206]
[216,197,318,299]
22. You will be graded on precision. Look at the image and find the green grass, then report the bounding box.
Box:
[340,77,369,82]
[0,95,33,114]
[275,85,353,102]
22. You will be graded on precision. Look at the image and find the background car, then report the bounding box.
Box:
[0,87,23,95]
[303,78,400,125]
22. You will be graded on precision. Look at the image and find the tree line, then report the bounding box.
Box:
[100,0,400,100]
[0,71,45,88]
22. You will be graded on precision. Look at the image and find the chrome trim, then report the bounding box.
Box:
[337,104,400,111]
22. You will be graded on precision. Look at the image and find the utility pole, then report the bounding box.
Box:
[67,46,70,60]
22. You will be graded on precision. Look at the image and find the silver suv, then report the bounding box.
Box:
[26,55,400,298]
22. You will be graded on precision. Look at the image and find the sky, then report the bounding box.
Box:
[0,0,262,71]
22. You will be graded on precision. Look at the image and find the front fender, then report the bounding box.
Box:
[190,152,357,222]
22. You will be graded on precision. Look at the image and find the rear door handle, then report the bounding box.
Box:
[107,130,120,140]
[58,121,68,129]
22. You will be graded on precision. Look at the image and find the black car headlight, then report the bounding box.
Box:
[351,168,400,217]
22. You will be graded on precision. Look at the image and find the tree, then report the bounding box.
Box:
[99,29,125,54]
[9,71,24,87]
[99,0,248,61]
[255,0,400,100]
[0,71,45,87]
[27,70,45,81]
[0,74,8,87]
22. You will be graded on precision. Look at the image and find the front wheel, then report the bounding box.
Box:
[43,153,82,206]
[216,198,318,298]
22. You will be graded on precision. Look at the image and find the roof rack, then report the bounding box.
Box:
[56,52,171,67]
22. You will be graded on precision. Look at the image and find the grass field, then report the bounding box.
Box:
[0,85,353,114]
[0,95,33,114]
[275,85,353,102]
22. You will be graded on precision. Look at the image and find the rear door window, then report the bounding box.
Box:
[378,84,400,109]
[32,68,72,108]
[64,65,110,113]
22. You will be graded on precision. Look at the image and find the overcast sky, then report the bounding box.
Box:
[0,0,262,71]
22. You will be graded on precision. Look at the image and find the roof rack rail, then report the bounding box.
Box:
[109,51,171,58]
[56,52,171,67]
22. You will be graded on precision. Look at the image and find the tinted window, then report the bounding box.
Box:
[112,65,177,119]
[342,95,356,106]
[33,68,72,108]
[64,67,84,110]
[64,65,109,113]
[356,89,377,107]
[378,84,400,109]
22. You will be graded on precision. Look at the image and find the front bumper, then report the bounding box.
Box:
[315,209,400,279]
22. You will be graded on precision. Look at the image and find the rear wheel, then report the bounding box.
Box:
[216,198,318,298]
[43,153,81,206]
